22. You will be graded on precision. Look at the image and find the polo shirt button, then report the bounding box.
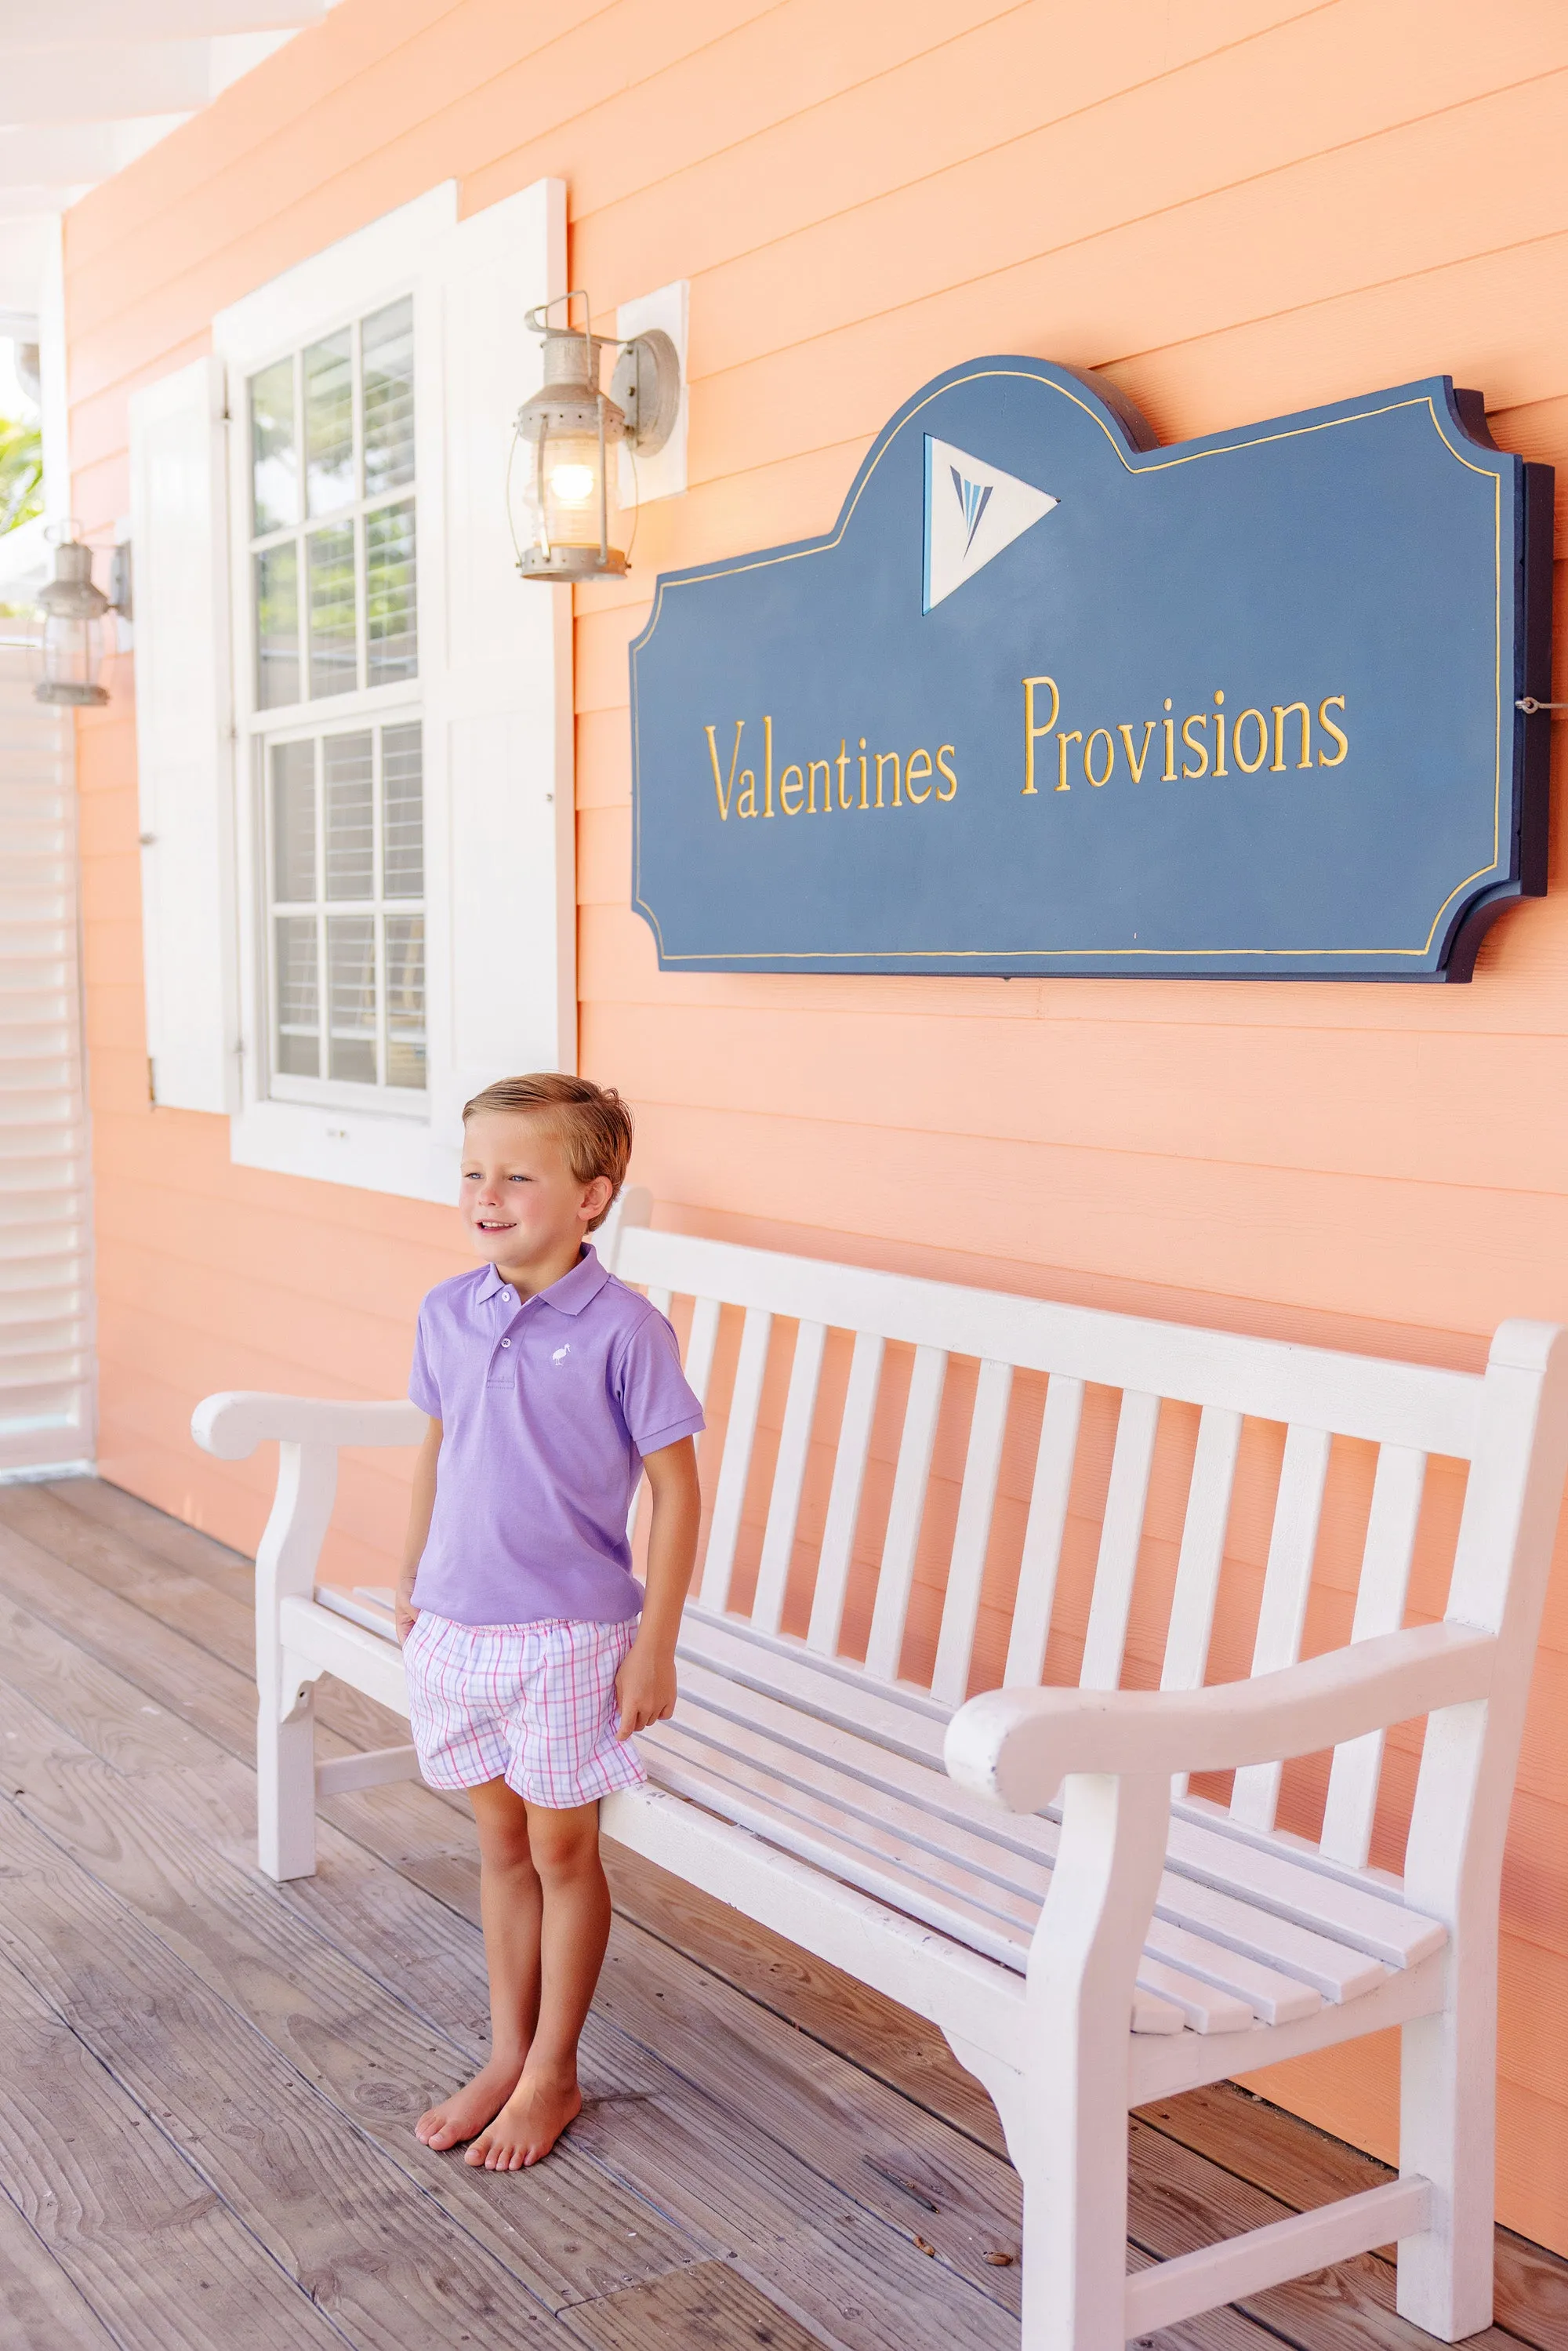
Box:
[500,1339,511,1348]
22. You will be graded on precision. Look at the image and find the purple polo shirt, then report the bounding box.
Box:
[408,1245,705,1627]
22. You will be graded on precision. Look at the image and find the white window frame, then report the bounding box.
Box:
[213,180,572,1205]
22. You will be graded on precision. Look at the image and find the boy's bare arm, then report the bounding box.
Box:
[395,1415,442,1642]
[615,1435,700,1737]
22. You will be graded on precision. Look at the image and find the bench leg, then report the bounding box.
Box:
[1395,1954,1496,2339]
[256,1655,321,1884]
[1018,1769,1171,2351]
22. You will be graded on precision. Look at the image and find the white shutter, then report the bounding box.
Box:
[129,353,236,1113]
[426,176,573,1131]
[0,633,93,1476]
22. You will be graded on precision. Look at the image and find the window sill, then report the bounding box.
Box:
[229,1095,458,1205]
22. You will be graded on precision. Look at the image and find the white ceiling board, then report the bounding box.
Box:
[2,0,326,36]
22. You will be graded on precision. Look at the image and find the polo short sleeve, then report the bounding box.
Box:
[615,1307,706,1458]
[408,1308,441,1417]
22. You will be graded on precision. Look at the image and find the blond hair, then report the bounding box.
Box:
[461,1073,633,1233]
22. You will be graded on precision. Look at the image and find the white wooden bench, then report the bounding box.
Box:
[192,1192,1568,2351]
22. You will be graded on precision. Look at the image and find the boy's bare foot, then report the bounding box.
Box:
[416,2055,525,2151]
[464,2067,583,2170]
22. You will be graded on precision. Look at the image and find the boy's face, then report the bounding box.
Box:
[459,1111,612,1273]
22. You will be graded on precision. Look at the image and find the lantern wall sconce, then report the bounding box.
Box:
[34,521,131,707]
[511,291,682,581]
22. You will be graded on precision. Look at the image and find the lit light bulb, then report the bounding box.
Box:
[549,462,597,505]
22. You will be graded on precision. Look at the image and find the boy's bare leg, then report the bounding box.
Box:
[466,1799,608,2169]
[417,1777,542,2149]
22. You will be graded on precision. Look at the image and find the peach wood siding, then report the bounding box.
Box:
[64,0,1568,2251]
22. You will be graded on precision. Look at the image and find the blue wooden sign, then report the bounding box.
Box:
[629,359,1552,981]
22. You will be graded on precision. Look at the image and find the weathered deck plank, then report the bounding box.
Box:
[3,1477,1566,2351]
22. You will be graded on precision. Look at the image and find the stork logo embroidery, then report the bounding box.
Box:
[551,1343,572,1364]
[922,434,1058,612]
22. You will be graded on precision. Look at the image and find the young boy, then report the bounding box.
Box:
[397,1073,703,2171]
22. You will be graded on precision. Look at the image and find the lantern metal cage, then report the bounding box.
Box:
[510,291,681,582]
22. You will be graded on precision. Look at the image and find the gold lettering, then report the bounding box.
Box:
[1056,730,1082,791]
[1232,709,1268,772]
[705,720,744,821]
[1272,703,1312,772]
[1212,690,1228,777]
[764,714,775,816]
[779,763,805,816]
[1118,721,1155,782]
[1317,694,1348,766]
[876,751,900,808]
[837,739,853,809]
[1022,674,1060,795]
[905,747,934,804]
[935,745,958,801]
[1084,728,1114,787]
[735,768,758,818]
[1162,699,1176,781]
[858,738,869,809]
[1181,713,1210,779]
[808,758,831,813]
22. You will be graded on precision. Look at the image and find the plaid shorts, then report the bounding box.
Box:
[401,1611,648,1808]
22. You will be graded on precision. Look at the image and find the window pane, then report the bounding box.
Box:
[304,328,354,516]
[327,914,377,1083]
[307,523,357,698]
[251,358,297,536]
[381,721,423,897]
[270,739,316,902]
[366,500,417,685]
[362,298,415,497]
[254,543,299,708]
[323,731,374,899]
[385,914,426,1090]
[274,915,319,1076]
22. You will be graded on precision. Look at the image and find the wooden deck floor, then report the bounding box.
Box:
[1,1481,1566,2351]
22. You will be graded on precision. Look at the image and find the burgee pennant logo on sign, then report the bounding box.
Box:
[922,434,1058,611]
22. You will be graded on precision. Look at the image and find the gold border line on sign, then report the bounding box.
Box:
[630,368,1508,965]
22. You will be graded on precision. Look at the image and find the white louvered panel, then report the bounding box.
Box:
[0,636,93,1476]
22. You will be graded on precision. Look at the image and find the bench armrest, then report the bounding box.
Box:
[192,1390,427,1461]
[944,1622,1496,1813]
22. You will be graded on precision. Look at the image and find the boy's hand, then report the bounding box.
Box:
[615,1636,677,1739]
[395,1591,419,1644]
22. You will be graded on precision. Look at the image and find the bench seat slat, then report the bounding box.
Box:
[639,1731,1187,2037]
[667,1687,1323,2024]
[666,1663,1394,2010]
[672,1626,1439,2012]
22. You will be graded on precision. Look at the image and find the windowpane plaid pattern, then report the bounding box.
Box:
[403,1612,648,1808]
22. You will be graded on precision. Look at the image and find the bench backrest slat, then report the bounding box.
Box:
[700,1305,772,1608]
[864,1344,949,1679]
[806,1330,884,1655]
[1229,1423,1334,1830]
[752,1319,827,1635]
[1160,1404,1243,1795]
[1080,1390,1163,1691]
[931,1358,1014,1706]
[1318,1443,1427,1866]
[1004,1373,1084,1688]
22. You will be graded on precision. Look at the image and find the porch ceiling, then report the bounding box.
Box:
[0,1,333,323]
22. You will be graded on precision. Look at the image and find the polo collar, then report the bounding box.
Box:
[477,1245,611,1317]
